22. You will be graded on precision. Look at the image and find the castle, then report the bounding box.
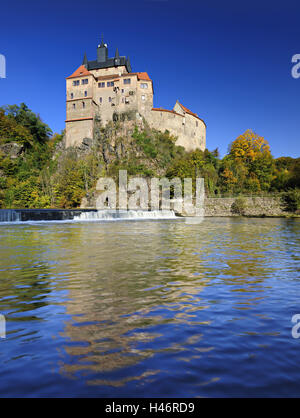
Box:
[65,40,206,151]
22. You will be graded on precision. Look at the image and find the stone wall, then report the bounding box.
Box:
[204,196,286,217]
[81,188,289,217]
[148,109,206,151]
[65,118,94,148]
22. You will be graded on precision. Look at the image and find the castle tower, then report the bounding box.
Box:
[97,40,108,63]
[65,38,205,151]
[65,40,153,147]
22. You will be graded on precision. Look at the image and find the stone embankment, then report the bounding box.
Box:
[204,196,290,217]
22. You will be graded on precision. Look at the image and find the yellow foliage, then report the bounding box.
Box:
[230,129,270,163]
[221,167,237,185]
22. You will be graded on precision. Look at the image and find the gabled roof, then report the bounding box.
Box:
[135,72,151,81]
[177,101,198,118]
[177,101,206,127]
[66,65,92,79]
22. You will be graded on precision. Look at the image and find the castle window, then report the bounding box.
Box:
[72,80,80,86]
[81,79,88,85]
[121,89,124,93]
[124,78,131,85]
[107,81,114,87]
[73,103,76,109]
[82,102,85,108]
[109,97,112,102]
[99,97,102,104]
[98,82,105,88]
[196,121,198,127]
[84,91,87,97]
[70,93,73,99]
[140,83,148,89]
[141,95,145,101]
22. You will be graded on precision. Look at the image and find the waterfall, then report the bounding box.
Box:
[0,210,21,223]
[0,209,177,223]
[73,209,177,221]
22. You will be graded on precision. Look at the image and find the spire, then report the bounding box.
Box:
[97,37,108,63]
[114,48,120,67]
[100,34,105,47]
[82,52,88,68]
[126,56,132,73]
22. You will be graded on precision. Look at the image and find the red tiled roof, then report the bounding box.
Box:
[177,102,198,118]
[177,101,206,126]
[152,108,183,117]
[136,72,151,81]
[121,72,152,81]
[66,65,92,79]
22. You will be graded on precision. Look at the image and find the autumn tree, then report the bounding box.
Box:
[225,129,274,193]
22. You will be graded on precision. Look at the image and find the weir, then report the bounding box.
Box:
[0,210,21,223]
[74,209,176,221]
[0,209,177,223]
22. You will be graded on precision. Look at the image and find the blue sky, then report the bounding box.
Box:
[0,0,299,158]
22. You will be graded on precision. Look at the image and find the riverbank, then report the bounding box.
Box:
[0,196,298,222]
[204,196,297,217]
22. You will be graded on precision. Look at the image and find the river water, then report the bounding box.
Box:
[0,217,299,397]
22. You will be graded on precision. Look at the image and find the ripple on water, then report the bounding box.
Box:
[0,218,300,397]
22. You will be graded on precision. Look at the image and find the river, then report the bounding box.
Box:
[0,217,299,397]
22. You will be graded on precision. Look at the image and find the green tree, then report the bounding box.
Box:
[2,103,52,145]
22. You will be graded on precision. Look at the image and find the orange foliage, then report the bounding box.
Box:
[230,129,270,163]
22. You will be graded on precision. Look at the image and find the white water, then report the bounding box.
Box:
[0,210,21,223]
[73,209,177,221]
[0,209,177,224]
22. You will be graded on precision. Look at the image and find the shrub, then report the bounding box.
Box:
[231,197,247,215]
[281,189,300,212]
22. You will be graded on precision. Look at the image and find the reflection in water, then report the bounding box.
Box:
[0,218,300,397]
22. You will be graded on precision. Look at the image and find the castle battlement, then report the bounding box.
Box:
[65,40,206,151]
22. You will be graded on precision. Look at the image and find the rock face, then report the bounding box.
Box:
[0,142,24,159]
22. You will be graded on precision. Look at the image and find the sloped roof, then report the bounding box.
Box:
[152,108,183,117]
[119,72,151,81]
[177,101,206,127]
[66,65,92,79]
[177,102,198,118]
[135,72,151,81]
